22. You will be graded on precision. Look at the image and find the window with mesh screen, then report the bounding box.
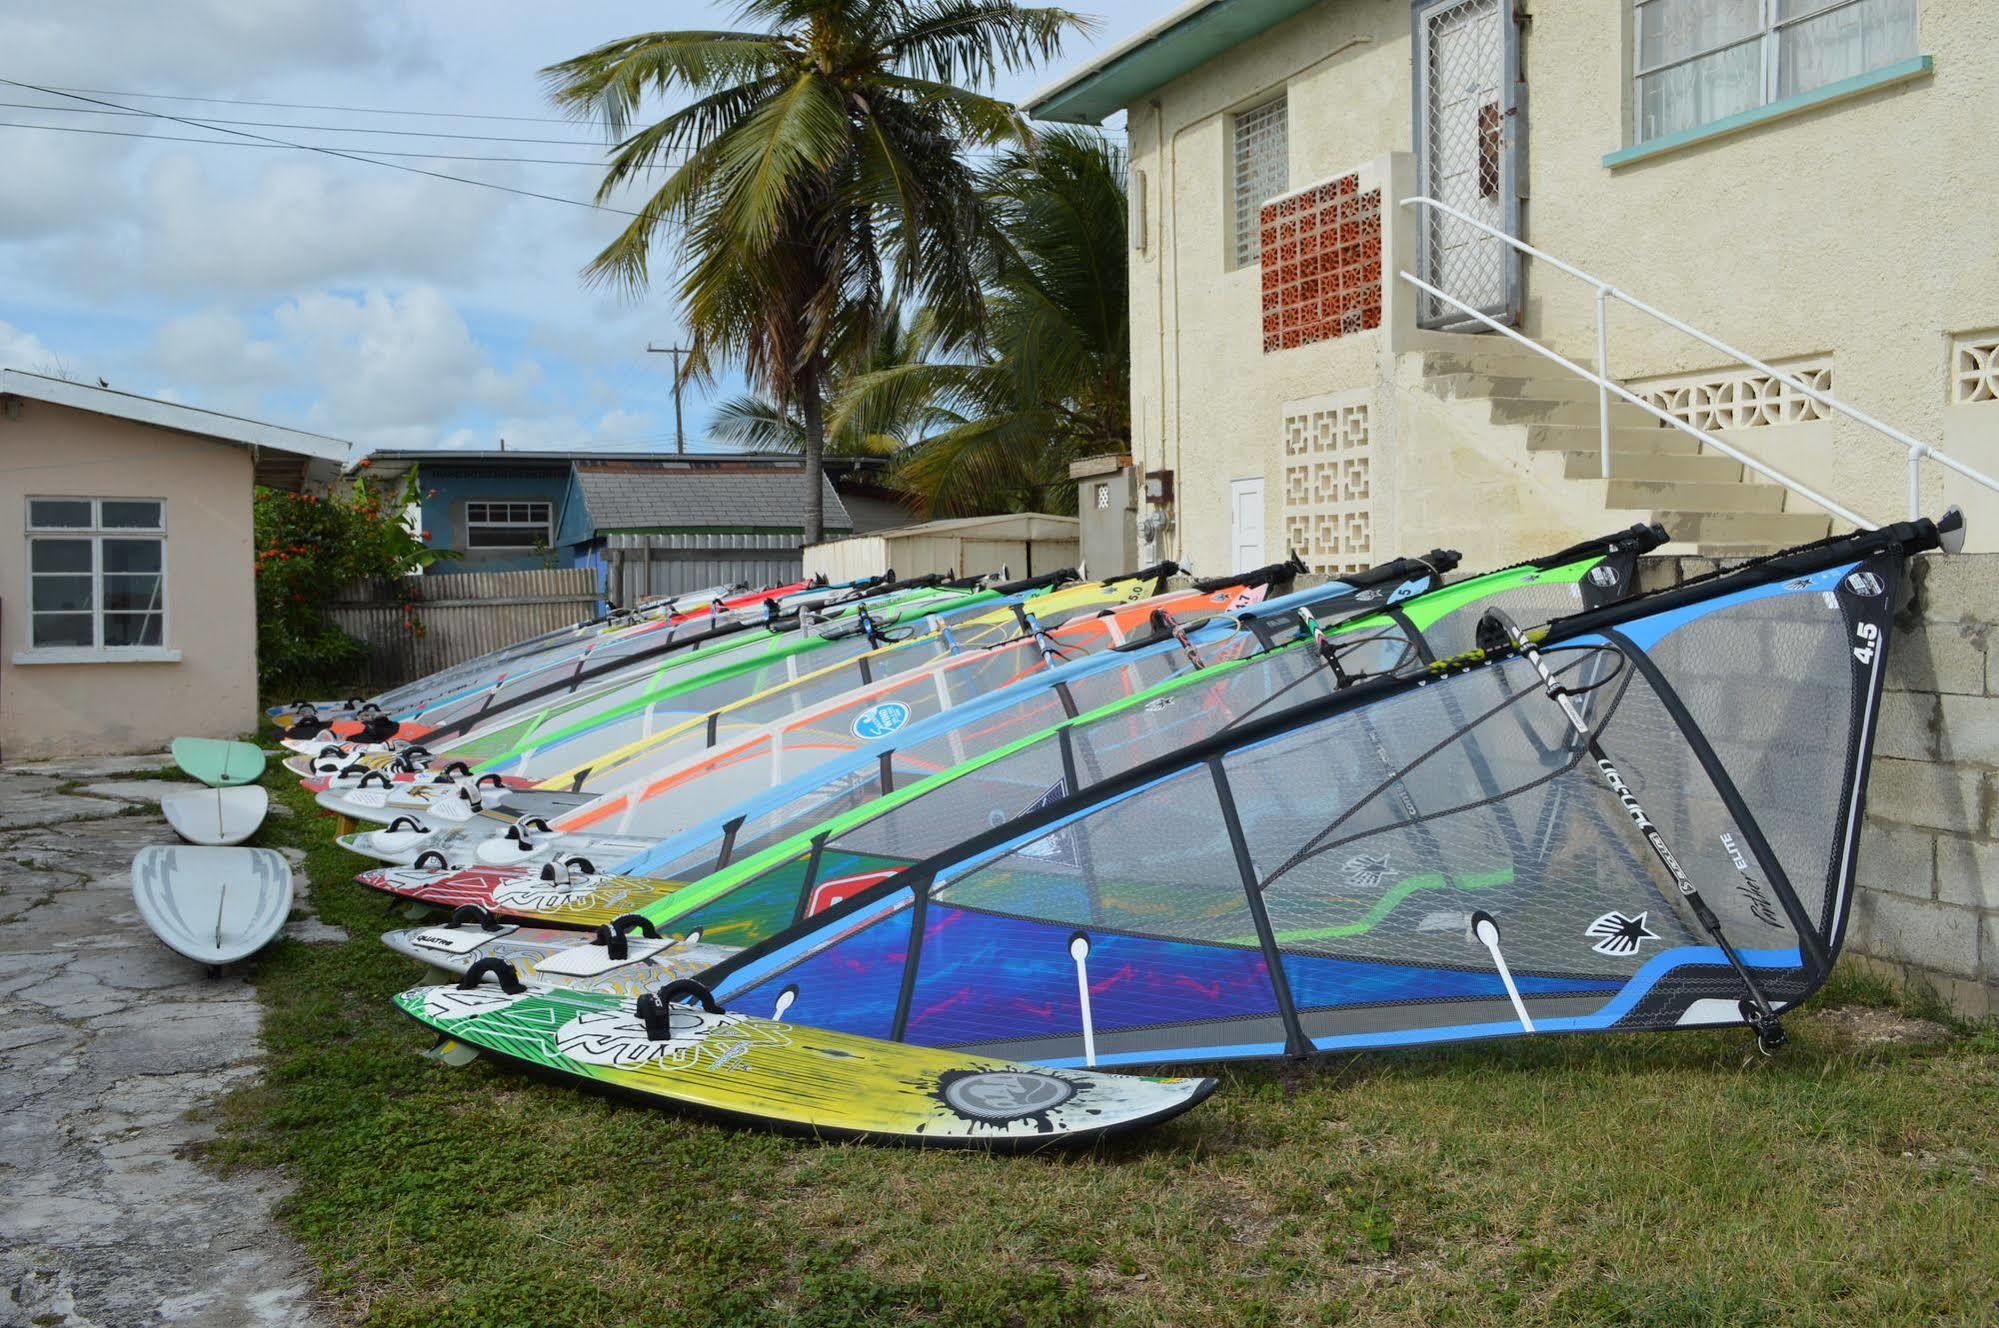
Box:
[464,499,553,549]
[1232,94,1289,267]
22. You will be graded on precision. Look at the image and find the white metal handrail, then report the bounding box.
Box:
[1399,195,1999,527]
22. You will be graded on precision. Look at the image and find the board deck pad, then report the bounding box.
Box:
[382,924,729,995]
[132,845,293,965]
[394,981,1216,1147]
[171,737,267,787]
[161,785,269,846]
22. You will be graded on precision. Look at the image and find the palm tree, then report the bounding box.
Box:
[836,127,1129,517]
[543,0,1087,544]
[707,313,962,457]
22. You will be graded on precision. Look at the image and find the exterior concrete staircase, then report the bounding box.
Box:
[1415,346,1835,555]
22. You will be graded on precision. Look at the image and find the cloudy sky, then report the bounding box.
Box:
[0,1,1150,455]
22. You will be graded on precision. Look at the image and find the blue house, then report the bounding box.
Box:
[356,450,893,601]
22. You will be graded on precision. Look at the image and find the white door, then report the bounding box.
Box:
[1229,478,1265,572]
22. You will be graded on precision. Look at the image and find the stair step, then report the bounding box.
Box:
[1488,397,1659,429]
[1657,510,1834,551]
[1564,451,1745,483]
[1605,479,1788,513]
[1523,424,1702,456]
[1426,371,1616,404]
[1419,348,1580,378]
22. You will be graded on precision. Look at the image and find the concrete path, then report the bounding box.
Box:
[0,757,331,1328]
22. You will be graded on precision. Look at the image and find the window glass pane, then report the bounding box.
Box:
[32,574,93,612]
[28,499,92,529]
[1637,0,1762,71]
[1637,38,1764,140]
[32,613,94,648]
[30,538,91,573]
[467,527,542,549]
[105,613,165,647]
[1778,0,1916,98]
[467,503,492,521]
[100,500,163,530]
[104,573,164,612]
[102,538,162,574]
[1232,96,1288,267]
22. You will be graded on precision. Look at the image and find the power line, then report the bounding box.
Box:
[45,83,593,126]
[40,83,1130,138]
[0,119,618,166]
[0,77,643,216]
[0,100,618,147]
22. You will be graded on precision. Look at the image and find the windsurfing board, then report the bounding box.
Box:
[395,979,1216,1148]
[132,845,293,966]
[170,737,267,787]
[161,785,270,846]
[384,922,732,995]
[358,864,690,930]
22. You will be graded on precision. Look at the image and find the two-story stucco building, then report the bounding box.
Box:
[1031,0,1999,574]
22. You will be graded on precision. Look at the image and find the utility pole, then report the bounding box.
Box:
[646,343,692,454]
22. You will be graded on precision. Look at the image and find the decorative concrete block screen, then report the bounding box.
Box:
[1634,362,1835,431]
[1260,174,1383,353]
[1281,389,1373,574]
[1951,330,1999,404]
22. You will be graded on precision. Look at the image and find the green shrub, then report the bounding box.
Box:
[255,467,453,693]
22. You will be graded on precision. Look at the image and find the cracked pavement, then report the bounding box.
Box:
[0,757,337,1328]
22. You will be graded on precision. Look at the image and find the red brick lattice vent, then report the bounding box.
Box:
[1261,175,1382,353]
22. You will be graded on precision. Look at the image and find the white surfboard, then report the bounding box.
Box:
[131,846,294,966]
[160,786,270,846]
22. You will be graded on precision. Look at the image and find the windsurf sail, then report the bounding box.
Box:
[329,560,1325,861]
[691,516,1948,1064]
[276,578,821,735]
[295,573,1001,767]
[368,525,1658,936]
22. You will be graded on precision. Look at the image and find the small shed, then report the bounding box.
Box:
[805,513,1081,583]
[0,370,352,760]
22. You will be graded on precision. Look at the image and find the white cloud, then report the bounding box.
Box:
[2,0,427,91]
[150,309,291,393]
[274,288,534,440]
[127,155,506,296]
[0,319,56,371]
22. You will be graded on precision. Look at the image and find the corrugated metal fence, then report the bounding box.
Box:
[327,568,601,689]
[602,532,803,608]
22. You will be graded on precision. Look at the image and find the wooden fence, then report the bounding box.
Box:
[327,568,602,689]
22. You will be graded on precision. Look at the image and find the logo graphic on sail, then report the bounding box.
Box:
[1843,570,1885,597]
[851,701,912,741]
[1341,852,1393,891]
[987,781,1079,868]
[1584,911,1660,957]
[805,868,903,918]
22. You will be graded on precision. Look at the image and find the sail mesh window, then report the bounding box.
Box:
[1232,95,1289,267]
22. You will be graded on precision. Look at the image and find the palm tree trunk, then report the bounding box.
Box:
[799,355,827,547]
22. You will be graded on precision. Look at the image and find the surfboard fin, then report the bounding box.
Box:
[421,1037,480,1068]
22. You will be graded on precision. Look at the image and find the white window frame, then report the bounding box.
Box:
[15,496,179,665]
[464,499,554,551]
[1631,0,1919,147]
[1230,93,1289,269]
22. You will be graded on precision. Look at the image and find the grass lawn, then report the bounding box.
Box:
[212,763,1999,1327]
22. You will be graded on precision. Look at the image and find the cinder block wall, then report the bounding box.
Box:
[1853,554,1999,1017]
[1639,553,1997,1018]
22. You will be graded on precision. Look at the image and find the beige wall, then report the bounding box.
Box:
[1124,0,1999,572]
[0,400,259,760]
